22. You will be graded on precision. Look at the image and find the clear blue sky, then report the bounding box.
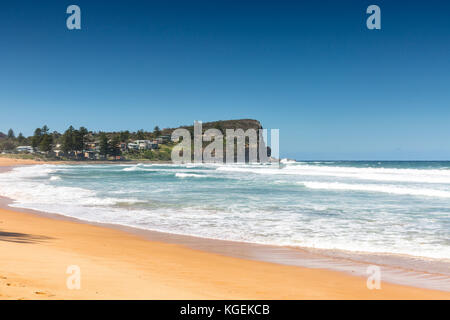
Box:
[0,0,449,160]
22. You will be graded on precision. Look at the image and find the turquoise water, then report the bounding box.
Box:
[0,161,449,260]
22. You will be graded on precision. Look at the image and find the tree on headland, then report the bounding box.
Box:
[72,129,84,153]
[60,126,88,157]
[39,125,53,153]
[0,140,15,151]
[153,126,161,137]
[78,126,88,151]
[52,131,61,144]
[30,126,53,153]
[61,126,75,154]
[109,135,121,158]
[31,128,42,151]
[17,133,25,143]
[41,125,49,135]
[99,132,109,158]
[119,130,130,142]
[39,133,53,153]
[8,129,15,139]
[136,129,145,140]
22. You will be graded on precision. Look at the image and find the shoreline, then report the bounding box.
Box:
[0,159,449,299]
[0,154,174,165]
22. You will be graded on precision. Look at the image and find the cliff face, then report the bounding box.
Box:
[163,119,270,162]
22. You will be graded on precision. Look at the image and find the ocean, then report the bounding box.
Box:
[1,161,449,263]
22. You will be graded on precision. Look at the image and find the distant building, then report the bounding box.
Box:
[127,140,159,151]
[128,142,139,151]
[159,135,171,143]
[84,151,96,160]
[119,142,128,152]
[86,142,100,152]
[54,150,64,157]
[16,146,34,153]
[136,140,152,150]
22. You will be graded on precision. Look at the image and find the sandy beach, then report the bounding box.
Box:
[0,158,449,299]
[0,157,42,166]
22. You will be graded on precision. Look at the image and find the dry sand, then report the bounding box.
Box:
[0,157,42,166]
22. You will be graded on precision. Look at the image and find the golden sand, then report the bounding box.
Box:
[0,157,42,166]
[0,207,449,300]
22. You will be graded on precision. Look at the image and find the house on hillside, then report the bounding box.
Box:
[119,142,128,152]
[150,141,159,149]
[86,141,100,152]
[135,140,152,150]
[53,144,63,157]
[84,151,96,160]
[16,146,34,153]
[159,135,171,143]
[128,142,139,151]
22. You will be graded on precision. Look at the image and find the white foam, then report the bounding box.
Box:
[216,163,450,184]
[0,166,143,206]
[175,173,206,178]
[122,166,139,171]
[300,181,450,198]
[280,158,296,164]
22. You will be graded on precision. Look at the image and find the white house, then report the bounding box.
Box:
[16,146,34,153]
[127,142,139,151]
[135,140,152,150]
[127,140,160,151]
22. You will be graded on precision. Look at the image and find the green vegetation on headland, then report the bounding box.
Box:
[0,119,266,162]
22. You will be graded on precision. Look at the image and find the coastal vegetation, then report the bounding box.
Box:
[0,119,265,162]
